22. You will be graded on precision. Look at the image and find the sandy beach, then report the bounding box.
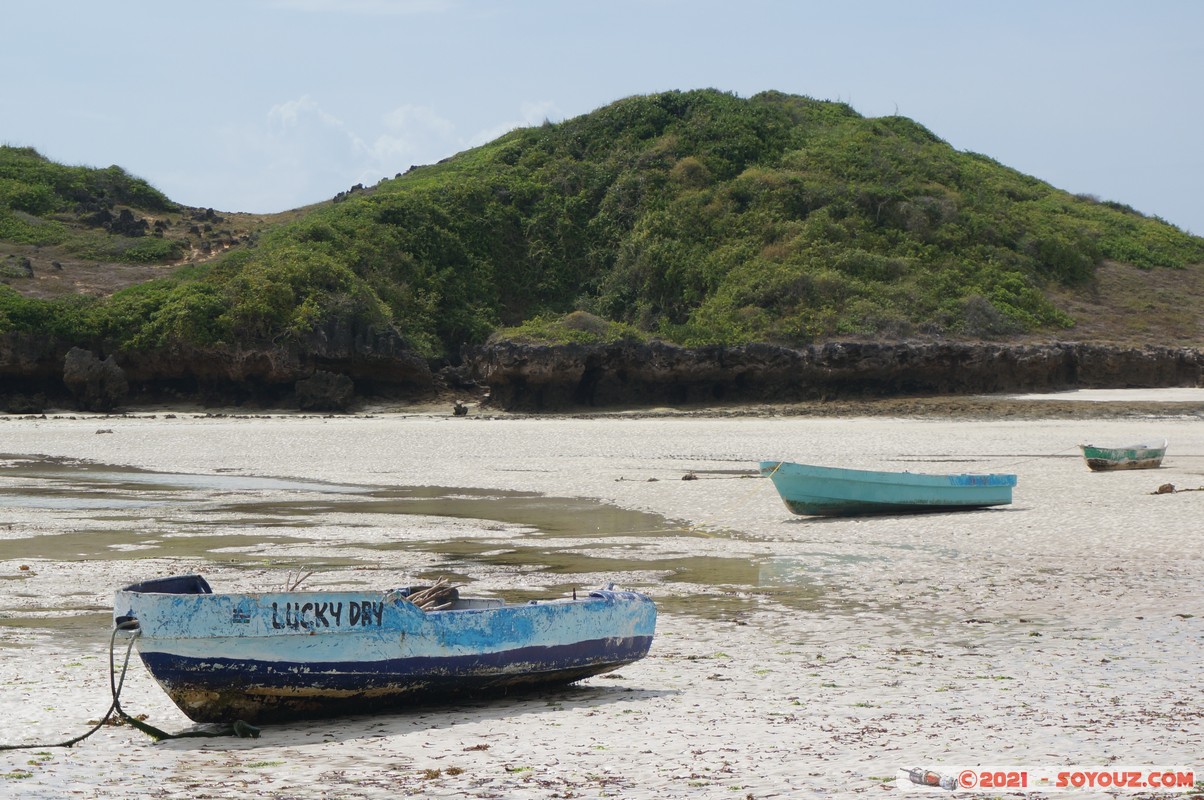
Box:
[1,397,1201,798]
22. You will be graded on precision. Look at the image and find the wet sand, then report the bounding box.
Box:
[1,399,1202,798]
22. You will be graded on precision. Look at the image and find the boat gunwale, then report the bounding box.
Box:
[758,460,1018,487]
[1078,438,1168,458]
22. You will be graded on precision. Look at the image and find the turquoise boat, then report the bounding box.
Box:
[759,460,1017,516]
[114,575,656,723]
[1079,439,1167,471]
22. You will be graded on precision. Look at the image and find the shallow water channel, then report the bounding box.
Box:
[0,454,823,631]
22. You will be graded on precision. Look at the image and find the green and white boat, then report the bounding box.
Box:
[1079,439,1168,471]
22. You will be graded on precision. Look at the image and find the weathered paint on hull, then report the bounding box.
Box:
[1080,442,1167,472]
[142,637,653,723]
[760,461,1016,517]
[115,578,656,724]
[1084,456,1164,471]
[781,498,1000,516]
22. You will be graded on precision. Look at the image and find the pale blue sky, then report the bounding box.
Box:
[5,1,1202,234]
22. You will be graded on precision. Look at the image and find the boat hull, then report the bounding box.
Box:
[760,461,1016,516]
[114,576,656,723]
[1080,441,1167,472]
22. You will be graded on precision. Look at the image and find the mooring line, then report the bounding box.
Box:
[0,621,259,752]
[0,623,139,752]
[680,461,780,536]
[976,445,1081,472]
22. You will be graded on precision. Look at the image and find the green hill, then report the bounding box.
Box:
[0,145,184,267]
[3,89,1202,366]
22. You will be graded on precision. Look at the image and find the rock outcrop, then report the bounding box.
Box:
[3,392,47,414]
[2,330,1199,413]
[114,319,435,407]
[467,340,1204,411]
[0,324,435,412]
[295,370,355,412]
[63,347,129,412]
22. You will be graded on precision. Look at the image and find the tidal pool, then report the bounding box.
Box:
[0,454,824,628]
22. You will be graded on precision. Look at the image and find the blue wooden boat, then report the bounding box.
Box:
[113,575,656,724]
[1079,439,1168,471]
[759,460,1017,516]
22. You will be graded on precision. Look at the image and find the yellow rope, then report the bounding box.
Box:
[675,461,781,536]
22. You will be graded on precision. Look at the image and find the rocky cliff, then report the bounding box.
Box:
[2,332,1199,413]
[0,324,434,412]
[467,340,1203,411]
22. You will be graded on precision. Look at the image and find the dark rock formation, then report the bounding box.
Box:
[468,340,1203,412]
[1,322,436,410]
[63,347,128,411]
[438,362,480,392]
[82,207,114,228]
[109,208,149,237]
[115,322,436,406]
[1,256,34,278]
[3,328,1199,414]
[82,207,148,235]
[0,333,71,390]
[295,370,355,412]
[3,393,47,414]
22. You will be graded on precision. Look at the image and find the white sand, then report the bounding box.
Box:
[1004,387,1204,403]
[1,407,1202,798]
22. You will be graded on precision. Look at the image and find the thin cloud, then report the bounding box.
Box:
[466,100,564,147]
[267,95,371,167]
[269,95,344,131]
[267,0,456,14]
[190,95,566,211]
[372,104,458,167]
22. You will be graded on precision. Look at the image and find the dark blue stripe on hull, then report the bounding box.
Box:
[140,636,653,723]
[785,499,1004,516]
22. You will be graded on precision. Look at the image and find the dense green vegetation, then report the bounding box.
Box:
[0,146,185,263]
[2,90,1203,359]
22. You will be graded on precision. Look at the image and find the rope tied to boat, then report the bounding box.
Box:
[0,620,260,752]
[972,444,1080,471]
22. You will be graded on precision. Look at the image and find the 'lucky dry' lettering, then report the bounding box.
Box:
[270,600,384,630]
